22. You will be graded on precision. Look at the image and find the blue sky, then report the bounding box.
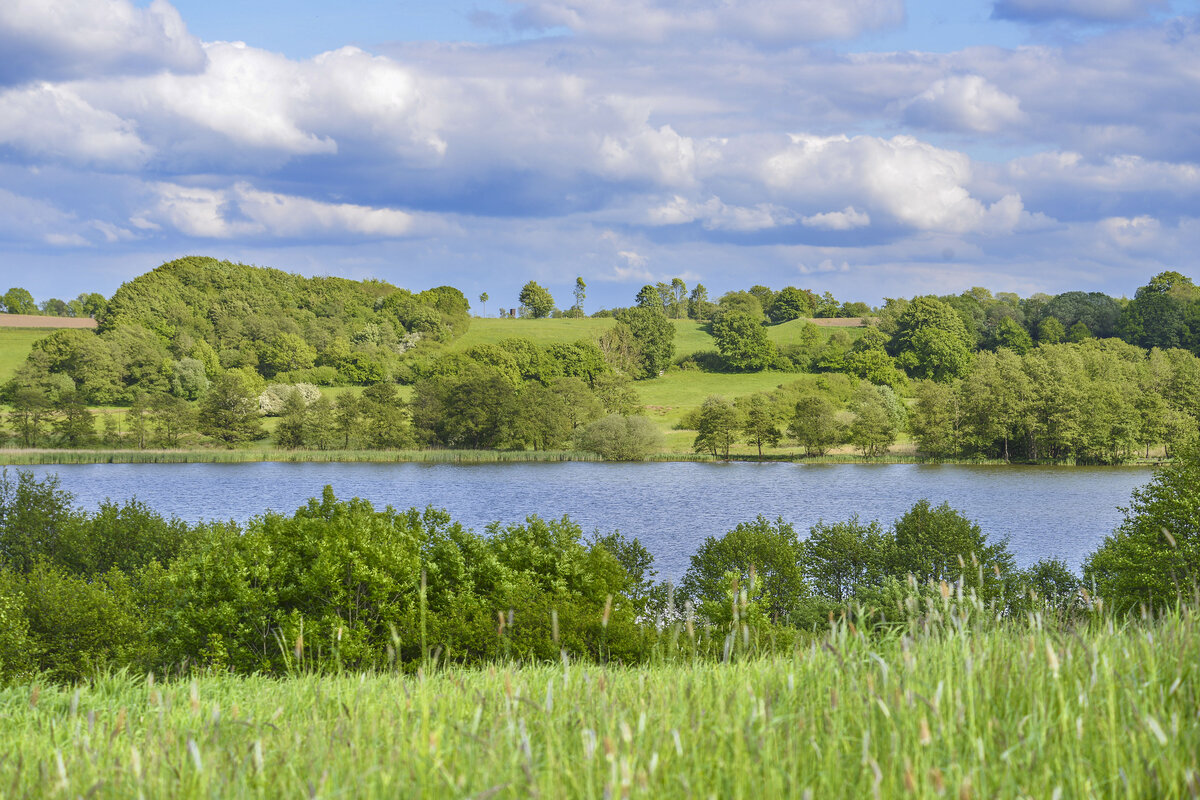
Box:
[1,0,1198,311]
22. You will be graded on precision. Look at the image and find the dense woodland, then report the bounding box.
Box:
[3,258,1200,463]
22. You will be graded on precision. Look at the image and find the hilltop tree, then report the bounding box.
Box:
[712,311,775,371]
[1,288,37,315]
[571,277,587,315]
[518,281,555,318]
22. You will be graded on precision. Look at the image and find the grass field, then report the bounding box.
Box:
[451,317,616,350]
[0,327,54,383]
[2,607,1196,798]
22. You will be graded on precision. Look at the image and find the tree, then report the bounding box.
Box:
[890,296,974,382]
[573,414,662,461]
[573,277,586,314]
[551,377,604,430]
[680,517,809,626]
[148,392,194,447]
[51,391,95,447]
[990,316,1033,354]
[843,327,903,387]
[333,392,361,448]
[737,393,781,456]
[694,396,742,459]
[478,292,488,316]
[518,281,555,319]
[612,307,675,378]
[1,288,37,315]
[688,284,716,320]
[4,383,52,447]
[635,285,663,310]
[1084,445,1200,612]
[275,389,308,449]
[960,348,1029,460]
[770,286,816,322]
[303,396,338,450]
[1037,316,1066,344]
[889,500,1015,602]
[198,372,264,445]
[848,384,896,457]
[711,311,776,371]
[788,394,844,456]
[908,379,963,458]
[360,382,412,449]
[804,516,888,603]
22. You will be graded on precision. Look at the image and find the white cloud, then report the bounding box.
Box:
[763,133,1027,234]
[801,207,870,230]
[992,0,1167,23]
[1100,215,1161,248]
[509,0,904,44]
[599,125,697,187]
[903,75,1025,134]
[647,195,795,231]
[0,83,150,168]
[0,0,204,85]
[138,182,417,239]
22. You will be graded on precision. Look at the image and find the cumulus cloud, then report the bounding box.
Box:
[137,182,417,239]
[0,0,205,85]
[0,83,150,168]
[903,75,1025,134]
[801,207,870,230]
[763,133,1027,234]
[508,0,904,44]
[647,195,795,231]
[992,0,1167,23]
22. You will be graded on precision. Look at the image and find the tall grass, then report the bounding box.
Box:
[3,603,1198,798]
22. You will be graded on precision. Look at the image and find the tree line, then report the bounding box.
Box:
[2,446,1195,682]
[0,288,106,318]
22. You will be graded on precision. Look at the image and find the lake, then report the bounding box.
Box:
[4,461,1153,579]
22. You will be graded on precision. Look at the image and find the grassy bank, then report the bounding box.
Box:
[3,608,1197,798]
[0,447,1162,466]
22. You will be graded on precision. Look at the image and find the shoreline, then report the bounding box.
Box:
[0,447,1167,467]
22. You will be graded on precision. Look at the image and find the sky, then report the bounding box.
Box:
[1,0,1198,311]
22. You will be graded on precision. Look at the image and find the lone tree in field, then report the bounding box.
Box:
[573,277,586,314]
[519,282,555,318]
[478,292,488,316]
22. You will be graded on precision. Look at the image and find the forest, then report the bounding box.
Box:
[3,258,1200,464]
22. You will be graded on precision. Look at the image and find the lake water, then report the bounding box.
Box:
[4,461,1154,578]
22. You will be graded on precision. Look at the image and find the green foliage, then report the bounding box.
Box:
[888,500,1015,603]
[804,516,887,603]
[198,371,265,445]
[890,296,975,381]
[736,393,781,455]
[518,281,555,318]
[693,395,741,459]
[711,311,776,371]
[612,306,675,378]
[788,393,844,456]
[848,383,897,457]
[769,286,816,322]
[1084,445,1200,612]
[681,516,809,626]
[1,287,37,314]
[574,414,663,461]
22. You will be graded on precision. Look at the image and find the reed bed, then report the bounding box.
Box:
[3,606,1197,799]
[0,448,604,465]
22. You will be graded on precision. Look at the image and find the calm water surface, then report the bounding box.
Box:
[9,462,1153,578]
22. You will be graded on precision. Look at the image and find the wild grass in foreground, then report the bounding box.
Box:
[3,607,1198,799]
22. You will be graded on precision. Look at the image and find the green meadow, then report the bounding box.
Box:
[0,327,58,384]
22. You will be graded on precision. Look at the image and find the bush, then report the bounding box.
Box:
[574,415,663,461]
[259,383,322,415]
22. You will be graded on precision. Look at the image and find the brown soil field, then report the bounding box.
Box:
[0,314,97,328]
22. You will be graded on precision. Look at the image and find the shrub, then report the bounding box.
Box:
[574,414,663,461]
[259,383,322,415]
